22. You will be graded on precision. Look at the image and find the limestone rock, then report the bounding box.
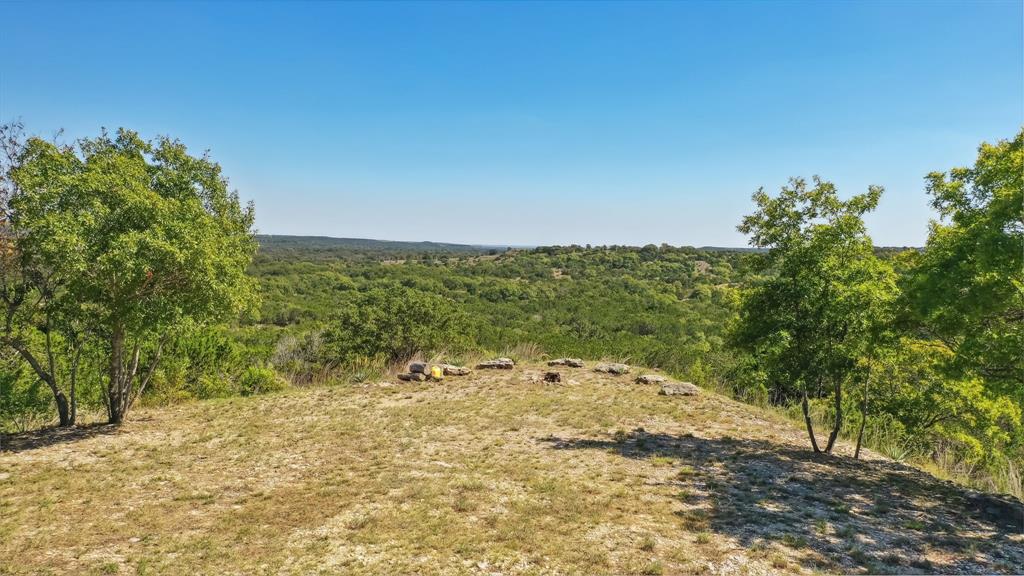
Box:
[659,382,699,396]
[636,374,667,385]
[476,358,514,370]
[594,362,630,375]
[548,358,584,368]
[397,372,427,382]
[441,364,472,376]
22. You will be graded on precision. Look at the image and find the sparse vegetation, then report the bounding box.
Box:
[3,364,1020,574]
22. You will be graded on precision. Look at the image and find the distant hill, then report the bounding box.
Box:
[254,235,916,257]
[256,235,498,253]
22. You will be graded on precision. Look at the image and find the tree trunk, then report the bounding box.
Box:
[854,401,867,460]
[108,328,165,424]
[801,387,821,453]
[10,340,72,427]
[854,360,872,460]
[69,344,81,426]
[108,325,127,424]
[54,389,71,427]
[825,378,842,454]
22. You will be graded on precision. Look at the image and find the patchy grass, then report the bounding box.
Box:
[1,362,1022,575]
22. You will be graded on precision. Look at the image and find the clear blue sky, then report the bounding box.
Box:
[2,1,1021,247]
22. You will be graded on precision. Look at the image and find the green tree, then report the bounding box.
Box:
[9,128,258,424]
[0,121,88,426]
[897,128,1023,479]
[867,338,1020,466]
[322,284,471,366]
[903,128,1023,393]
[732,177,897,453]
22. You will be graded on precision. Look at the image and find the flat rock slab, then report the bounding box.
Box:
[476,358,514,370]
[659,382,699,396]
[441,364,472,376]
[594,362,631,375]
[548,358,584,368]
[636,374,667,385]
[397,372,427,382]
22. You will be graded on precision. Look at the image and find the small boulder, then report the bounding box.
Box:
[397,372,427,382]
[543,371,562,383]
[548,358,584,368]
[409,362,431,374]
[636,374,667,385]
[477,358,515,370]
[594,362,631,375]
[441,364,472,376]
[659,382,699,396]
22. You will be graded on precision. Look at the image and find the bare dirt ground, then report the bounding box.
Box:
[1,363,1022,575]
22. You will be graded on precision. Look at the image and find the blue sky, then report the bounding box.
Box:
[1,1,1021,247]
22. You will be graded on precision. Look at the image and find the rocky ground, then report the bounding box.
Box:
[1,362,1021,575]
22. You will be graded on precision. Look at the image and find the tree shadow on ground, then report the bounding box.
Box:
[0,422,120,453]
[544,429,1024,575]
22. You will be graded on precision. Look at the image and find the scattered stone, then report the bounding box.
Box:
[408,362,431,374]
[477,358,514,370]
[441,364,472,376]
[543,371,561,383]
[636,374,667,385]
[548,358,584,368]
[659,382,699,396]
[594,362,631,375]
[397,372,427,382]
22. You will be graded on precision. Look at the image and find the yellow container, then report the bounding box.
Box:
[430,365,444,380]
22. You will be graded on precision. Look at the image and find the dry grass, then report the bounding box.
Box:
[1,363,1021,575]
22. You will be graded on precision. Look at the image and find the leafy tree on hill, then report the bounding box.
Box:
[0,121,86,426]
[7,127,258,424]
[897,128,1023,471]
[732,177,897,454]
[902,128,1023,393]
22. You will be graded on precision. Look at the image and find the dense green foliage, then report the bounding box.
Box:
[732,177,898,454]
[1,126,258,424]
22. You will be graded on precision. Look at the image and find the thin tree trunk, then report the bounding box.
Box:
[108,328,165,424]
[69,343,81,426]
[108,325,126,424]
[126,335,167,413]
[801,387,821,453]
[825,378,842,454]
[53,389,71,427]
[854,359,872,460]
[10,339,71,426]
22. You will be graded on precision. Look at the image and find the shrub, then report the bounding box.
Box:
[238,366,287,396]
[321,284,472,365]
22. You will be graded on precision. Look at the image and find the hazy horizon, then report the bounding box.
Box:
[3,1,1021,247]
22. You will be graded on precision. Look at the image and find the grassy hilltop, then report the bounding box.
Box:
[2,362,1021,575]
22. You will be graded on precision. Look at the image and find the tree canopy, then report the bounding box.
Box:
[733,177,897,453]
[3,127,258,424]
